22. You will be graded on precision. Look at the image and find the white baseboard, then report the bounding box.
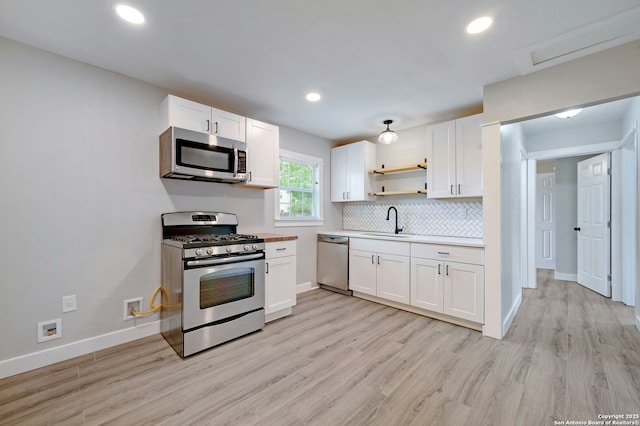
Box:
[503,293,523,336]
[554,272,578,282]
[296,281,317,294]
[636,313,640,333]
[0,320,160,379]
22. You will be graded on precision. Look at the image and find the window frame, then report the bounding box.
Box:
[274,149,324,227]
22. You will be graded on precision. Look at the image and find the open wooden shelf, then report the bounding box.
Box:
[369,161,427,175]
[369,190,427,196]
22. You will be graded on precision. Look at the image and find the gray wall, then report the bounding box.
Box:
[0,37,340,361]
[499,123,525,330]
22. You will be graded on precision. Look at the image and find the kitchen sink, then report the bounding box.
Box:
[365,233,412,238]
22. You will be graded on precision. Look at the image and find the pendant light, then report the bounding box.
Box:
[378,119,398,144]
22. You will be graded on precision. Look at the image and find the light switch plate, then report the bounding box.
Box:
[62,295,77,313]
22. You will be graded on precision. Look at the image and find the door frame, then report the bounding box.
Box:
[523,139,622,289]
[611,127,638,305]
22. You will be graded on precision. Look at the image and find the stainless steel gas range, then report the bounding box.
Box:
[161,211,265,357]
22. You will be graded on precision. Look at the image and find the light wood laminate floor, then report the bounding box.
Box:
[2,270,640,425]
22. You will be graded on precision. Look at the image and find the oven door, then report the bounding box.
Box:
[182,254,265,331]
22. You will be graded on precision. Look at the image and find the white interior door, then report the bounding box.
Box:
[577,153,611,297]
[536,173,555,269]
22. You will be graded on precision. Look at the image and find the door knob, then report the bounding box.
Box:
[573,227,581,231]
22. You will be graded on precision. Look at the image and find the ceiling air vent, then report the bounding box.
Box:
[514,7,640,75]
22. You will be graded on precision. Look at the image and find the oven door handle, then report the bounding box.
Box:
[186,252,264,267]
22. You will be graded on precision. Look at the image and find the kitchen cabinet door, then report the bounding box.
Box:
[161,95,211,134]
[427,114,482,198]
[265,255,297,315]
[376,253,410,304]
[160,95,246,142]
[349,249,377,296]
[455,114,483,197]
[410,257,443,312]
[427,120,456,198]
[443,261,484,323]
[245,119,279,188]
[330,145,348,202]
[211,107,246,142]
[330,141,375,202]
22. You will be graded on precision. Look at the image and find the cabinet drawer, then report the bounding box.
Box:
[266,240,297,259]
[350,238,410,256]
[410,243,484,265]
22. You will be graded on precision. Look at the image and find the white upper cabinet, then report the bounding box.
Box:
[244,119,279,188]
[330,141,376,202]
[160,95,246,142]
[427,113,482,198]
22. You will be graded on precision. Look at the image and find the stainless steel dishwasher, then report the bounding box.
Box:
[317,234,351,295]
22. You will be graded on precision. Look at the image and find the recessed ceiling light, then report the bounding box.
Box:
[115,4,145,24]
[306,92,321,102]
[466,16,492,34]
[555,109,583,119]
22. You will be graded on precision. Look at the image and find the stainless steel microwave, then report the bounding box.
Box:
[160,126,247,183]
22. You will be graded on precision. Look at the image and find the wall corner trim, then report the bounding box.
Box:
[0,321,160,379]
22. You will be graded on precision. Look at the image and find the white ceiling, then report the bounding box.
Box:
[1,0,639,140]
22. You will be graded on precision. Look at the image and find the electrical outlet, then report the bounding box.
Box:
[37,318,62,343]
[62,295,77,313]
[123,297,143,321]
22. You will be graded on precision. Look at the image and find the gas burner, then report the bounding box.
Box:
[171,233,259,244]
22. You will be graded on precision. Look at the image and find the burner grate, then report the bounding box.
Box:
[171,233,259,243]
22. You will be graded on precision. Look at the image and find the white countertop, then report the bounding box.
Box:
[319,230,484,248]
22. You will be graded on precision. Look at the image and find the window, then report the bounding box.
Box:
[275,149,323,227]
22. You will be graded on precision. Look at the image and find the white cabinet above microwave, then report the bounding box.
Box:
[161,95,246,143]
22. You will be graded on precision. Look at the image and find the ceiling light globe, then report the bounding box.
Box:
[466,16,492,34]
[378,130,398,144]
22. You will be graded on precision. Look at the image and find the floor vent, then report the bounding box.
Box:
[514,7,640,75]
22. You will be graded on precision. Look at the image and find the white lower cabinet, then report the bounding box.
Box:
[265,240,297,322]
[410,243,484,324]
[349,239,410,304]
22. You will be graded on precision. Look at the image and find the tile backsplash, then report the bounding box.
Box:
[343,199,483,238]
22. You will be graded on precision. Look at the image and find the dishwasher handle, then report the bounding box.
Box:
[317,235,349,245]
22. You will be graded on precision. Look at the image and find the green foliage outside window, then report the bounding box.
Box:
[279,159,317,218]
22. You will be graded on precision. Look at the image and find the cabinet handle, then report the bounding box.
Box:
[249,171,252,182]
[458,184,461,195]
[446,265,449,276]
[343,192,346,200]
[266,262,269,274]
[347,192,350,199]
[438,264,441,275]
[450,185,454,195]
[276,247,287,251]
[377,256,380,265]
[437,251,450,255]
[206,119,210,132]
[371,255,375,264]
[214,121,219,134]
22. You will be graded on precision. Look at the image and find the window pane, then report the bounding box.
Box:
[278,153,321,221]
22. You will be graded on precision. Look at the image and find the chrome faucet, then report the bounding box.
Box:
[386,206,403,234]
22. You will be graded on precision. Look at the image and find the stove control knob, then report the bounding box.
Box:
[252,244,258,250]
[195,249,203,256]
[226,247,233,253]
[244,245,250,251]
[206,248,214,255]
